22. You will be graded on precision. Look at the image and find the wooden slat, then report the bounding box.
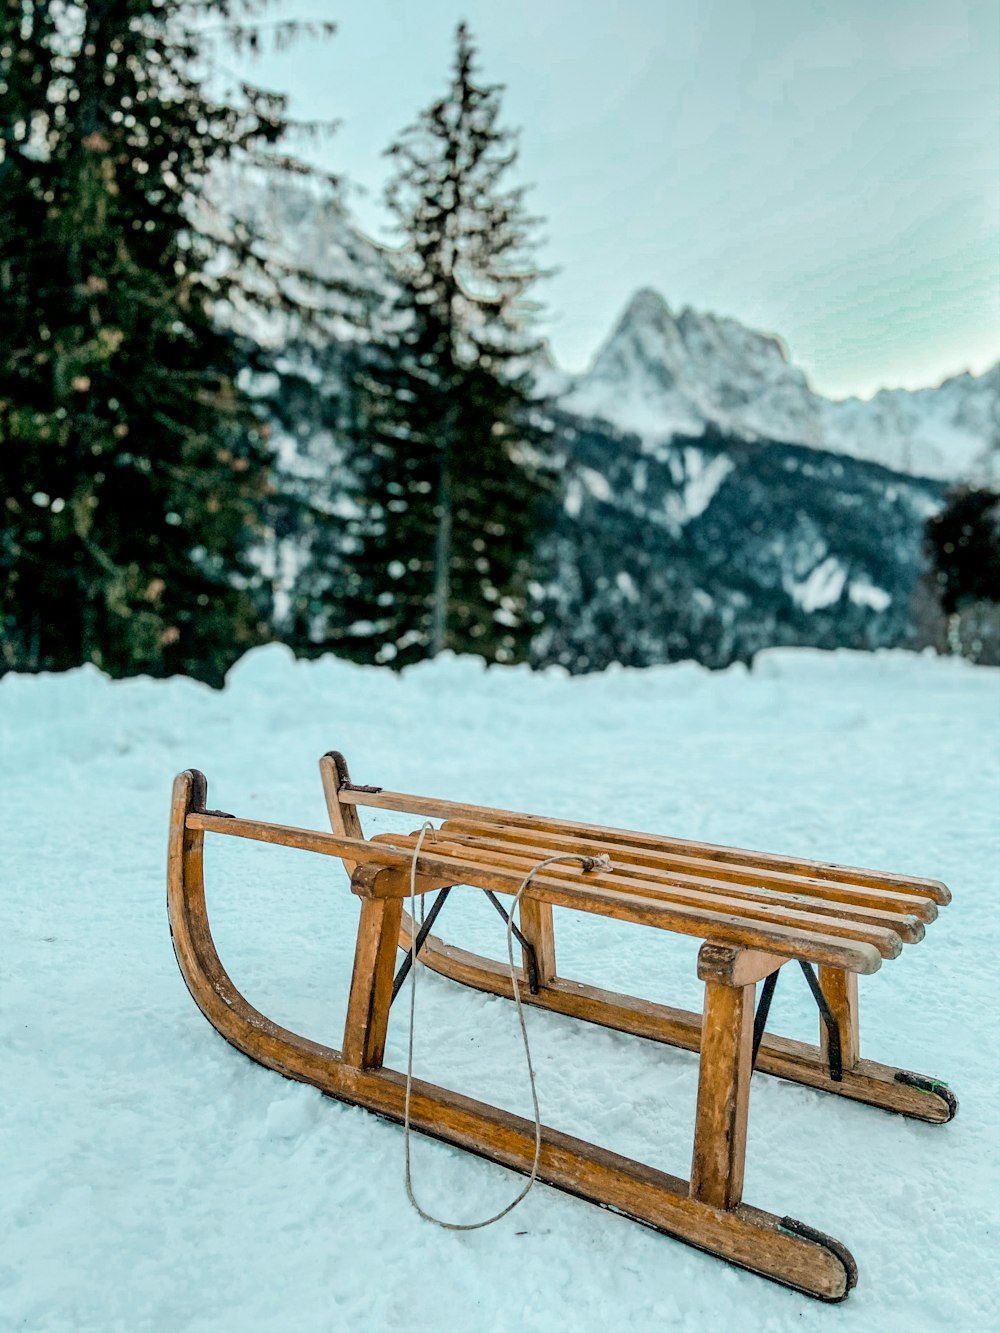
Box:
[374,832,915,956]
[409,830,926,941]
[187,812,881,972]
[440,820,940,923]
[336,787,950,903]
[187,812,379,862]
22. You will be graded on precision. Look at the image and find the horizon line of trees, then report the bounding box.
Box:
[2,2,996,685]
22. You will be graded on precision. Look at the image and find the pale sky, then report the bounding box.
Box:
[223,0,999,400]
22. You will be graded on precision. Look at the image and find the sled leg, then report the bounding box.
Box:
[518,898,557,986]
[818,966,859,1071]
[343,891,403,1070]
[690,978,755,1209]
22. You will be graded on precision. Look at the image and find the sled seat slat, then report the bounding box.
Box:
[186,810,882,973]
[371,831,925,953]
[336,786,950,903]
[404,829,933,936]
[320,776,953,977]
[437,821,941,921]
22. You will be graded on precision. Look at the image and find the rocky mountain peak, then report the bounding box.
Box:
[564,286,997,482]
[567,286,821,448]
[620,286,673,324]
[224,173,997,484]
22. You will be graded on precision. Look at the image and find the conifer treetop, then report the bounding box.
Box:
[384,22,545,374]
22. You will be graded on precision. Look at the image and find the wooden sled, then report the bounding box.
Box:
[168,753,957,1304]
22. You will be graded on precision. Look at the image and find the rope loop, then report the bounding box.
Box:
[403,825,610,1230]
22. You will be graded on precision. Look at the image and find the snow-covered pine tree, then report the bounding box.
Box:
[0,0,340,685]
[331,23,551,668]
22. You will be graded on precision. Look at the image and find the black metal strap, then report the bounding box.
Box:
[391,887,452,1002]
[326,750,383,794]
[751,968,780,1066]
[797,960,843,1082]
[779,1217,858,1297]
[893,1071,958,1121]
[751,961,843,1082]
[389,886,541,1004]
[483,891,540,995]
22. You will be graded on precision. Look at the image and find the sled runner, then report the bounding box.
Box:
[167,752,956,1303]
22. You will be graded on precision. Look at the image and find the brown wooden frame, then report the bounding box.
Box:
[168,755,958,1304]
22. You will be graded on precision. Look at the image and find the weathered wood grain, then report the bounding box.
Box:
[184,812,883,973]
[319,752,367,875]
[336,785,950,902]
[342,874,403,1070]
[438,821,940,922]
[690,976,755,1209]
[377,830,919,953]
[818,966,860,1072]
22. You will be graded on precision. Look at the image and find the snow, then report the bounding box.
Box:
[679,447,734,519]
[614,571,640,603]
[579,467,613,502]
[563,476,583,517]
[3,646,999,1331]
[849,581,893,613]
[822,368,1000,483]
[786,556,848,612]
[561,466,614,517]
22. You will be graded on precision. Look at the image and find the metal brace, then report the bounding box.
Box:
[390,887,541,1004]
[391,886,453,1002]
[327,750,383,794]
[751,960,843,1082]
[483,891,540,995]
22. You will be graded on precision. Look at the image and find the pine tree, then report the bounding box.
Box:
[925,486,1000,614]
[922,485,1000,664]
[0,0,337,685]
[331,23,551,669]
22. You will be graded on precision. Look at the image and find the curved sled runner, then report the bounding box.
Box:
[168,755,958,1303]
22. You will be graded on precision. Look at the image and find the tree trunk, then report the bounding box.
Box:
[430,439,452,656]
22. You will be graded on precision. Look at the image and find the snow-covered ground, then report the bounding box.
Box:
[3,645,998,1332]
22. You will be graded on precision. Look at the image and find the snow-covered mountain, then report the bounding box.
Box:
[222,176,997,483]
[560,288,998,484]
[223,180,992,670]
[821,369,999,482]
